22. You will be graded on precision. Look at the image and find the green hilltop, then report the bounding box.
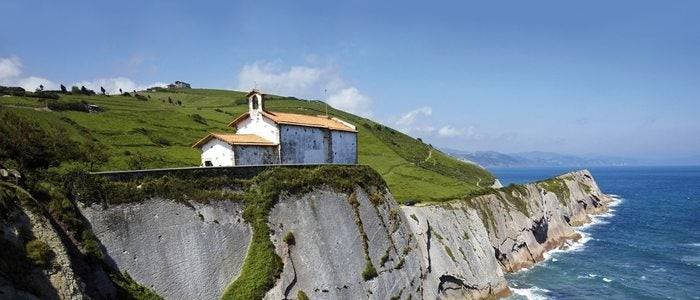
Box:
[0,88,494,202]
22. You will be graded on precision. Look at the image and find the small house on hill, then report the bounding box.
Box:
[192,90,357,166]
[168,81,191,89]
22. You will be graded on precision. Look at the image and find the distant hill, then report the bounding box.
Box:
[444,149,635,168]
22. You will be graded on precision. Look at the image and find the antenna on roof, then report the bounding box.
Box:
[324,88,328,117]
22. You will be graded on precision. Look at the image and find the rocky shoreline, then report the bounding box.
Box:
[402,169,614,298]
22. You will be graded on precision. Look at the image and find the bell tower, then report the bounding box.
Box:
[247,89,264,118]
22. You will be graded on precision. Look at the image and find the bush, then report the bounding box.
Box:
[297,290,309,300]
[24,91,60,100]
[283,231,295,246]
[362,259,377,281]
[151,136,171,147]
[47,100,91,112]
[0,85,25,96]
[25,239,53,268]
[190,114,207,125]
[0,110,80,171]
[80,86,96,95]
[135,94,148,101]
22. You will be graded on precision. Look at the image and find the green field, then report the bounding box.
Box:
[0,88,494,202]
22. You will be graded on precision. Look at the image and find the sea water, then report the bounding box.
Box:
[488,166,700,299]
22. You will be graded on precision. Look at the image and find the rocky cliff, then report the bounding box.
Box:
[2,166,612,299]
[71,167,611,300]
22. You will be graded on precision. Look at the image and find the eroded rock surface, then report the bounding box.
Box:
[80,199,250,300]
[80,169,612,300]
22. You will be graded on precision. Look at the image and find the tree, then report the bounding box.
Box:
[71,86,80,94]
[177,100,182,106]
[100,86,106,95]
[39,84,44,91]
[168,97,173,104]
[60,84,67,93]
[119,88,123,94]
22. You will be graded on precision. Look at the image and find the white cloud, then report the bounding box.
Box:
[327,87,372,117]
[396,106,432,126]
[1,56,164,94]
[235,61,373,116]
[0,56,22,79]
[0,56,57,91]
[438,125,465,137]
[236,62,323,96]
[413,126,436,134]
[16,76,58,91]
[73,77,166,95]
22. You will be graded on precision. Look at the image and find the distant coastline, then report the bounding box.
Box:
[443,149,636,168]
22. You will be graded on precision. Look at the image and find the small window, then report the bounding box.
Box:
[252,98,259,110]
[204,161,213,167]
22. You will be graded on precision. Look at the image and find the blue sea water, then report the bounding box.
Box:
[488,166,700,300]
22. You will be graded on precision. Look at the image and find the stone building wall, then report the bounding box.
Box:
[279,125,329,164]
[233,145,278,165]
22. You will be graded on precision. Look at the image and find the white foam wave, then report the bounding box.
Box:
[607,195,623,207]
[602,277,612,282]
[542,231,592,261]
[577,196,622,231]
[510,286,550,300]
[686,243,700,247]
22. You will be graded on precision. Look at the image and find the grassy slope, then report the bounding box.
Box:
[0,88,494,202]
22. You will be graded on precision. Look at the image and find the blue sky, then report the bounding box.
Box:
[1,0,699,164]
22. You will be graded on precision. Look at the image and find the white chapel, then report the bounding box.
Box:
[193,90,358,166]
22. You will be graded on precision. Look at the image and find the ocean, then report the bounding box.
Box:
[488,166,700,300]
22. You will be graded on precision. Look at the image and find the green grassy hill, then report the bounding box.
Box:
[0,88,494,202]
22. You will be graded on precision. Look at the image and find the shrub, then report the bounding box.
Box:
[135,94,148,101]
[47,100,91,112]
[283,231,295,246]
[362,259,377,281]
[25,239,53,268]
[80,86,96,95]
[0,85,26,96]
[127,153,148,170]
[151,136,171,147]
[0,110,80,171]
[297,290,309,300]
[25,91,60,100]
[190,114,207,125]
